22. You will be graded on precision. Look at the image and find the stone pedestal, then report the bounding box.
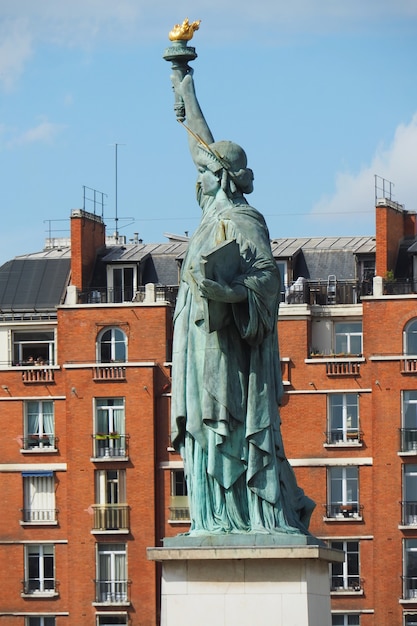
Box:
[147,536,343,626]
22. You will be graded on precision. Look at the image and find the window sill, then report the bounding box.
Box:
[331,589,363,596]
[323,516,363,522]
[92,601,130,607]
[324,442,363,449]
[91,529,130,534]
[20,448,58,454]
[168,519,191,525]
[399,524,417,530]
[398,451,417,457]
[400,598,417,604]
[21,591,59,598]
[90,457,129,463]
[20,520,58,526]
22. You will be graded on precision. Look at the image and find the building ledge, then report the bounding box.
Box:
[323,517,363,523]
[91,529,130,534]
[20,520,58,527]
[90,457,129,463]
[21,591,59,598]
[20,449,58,454]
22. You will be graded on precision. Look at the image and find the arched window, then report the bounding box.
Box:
[404,319,417,355]
[97,328,127,363]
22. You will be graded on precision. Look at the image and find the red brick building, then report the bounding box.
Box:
[1,193,417,625]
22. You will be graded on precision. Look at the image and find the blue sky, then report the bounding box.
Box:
[1,1,417,266]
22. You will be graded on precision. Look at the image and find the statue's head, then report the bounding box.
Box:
[197,140,254,195]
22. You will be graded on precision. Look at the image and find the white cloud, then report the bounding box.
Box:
[310,112,417,229]
[0,0,416,91]
[0,19,33,91]
[8,119,65,148]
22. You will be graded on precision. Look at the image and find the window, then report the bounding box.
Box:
[26,618,56,626]
[94,398,126,458]
[332,615,360,626]
[22,472,55,523]
[24,400,55,450]
[276,261,287,302]
[403,465,417,526]
[330,541,360,591]
[108,266,135,303]
[13,331,55,366]
[96,616,128,626]
[94,470,128,531]
[402,391,417,452]
[405,616,417,626]
[334,322,362,355]
[404,539,417,599]
[96,543,128,603]
[98,328,127,363]
[169,469,190,522]
[24,544,55,594]
[405,320,417,355]
[328,394,360,444]
[327,467,359,518]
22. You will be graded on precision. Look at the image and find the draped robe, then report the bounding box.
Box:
[171,196,314,534]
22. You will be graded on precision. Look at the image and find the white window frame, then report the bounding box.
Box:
[26,618,56,626]
[403,465,417,526]
[22,472,55,523]
[107,265,136,303]
[402,391,417,452]
[96,614,128,626]
[328,394,360,444]
[328,466,359,518]
[97,328,127,364]
[94,398,126,459]
[334,322,362,355]
[405,319,417,355]
[332,615,360,626]
[96,543,128,603]
[24,400,55,450]
[24,544,55,595]
[405,539,417,599]
[12,329,56,366]
[330,540,360,592]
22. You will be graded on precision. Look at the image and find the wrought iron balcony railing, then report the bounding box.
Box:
[22,435,58,450]
[92,434,129,459]
[169,496,190,522]
[21,578,58,595]
[324,503,363,519]
[403,576,417,600]
[401,501,417,526]
[92,505,130,531]
[400,429,417,453]
[325,430,363,445]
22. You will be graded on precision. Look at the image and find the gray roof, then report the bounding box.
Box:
[270,236,376,258]
[101,242,188,264]
[0,256,71,310]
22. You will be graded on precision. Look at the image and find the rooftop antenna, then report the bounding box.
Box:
[113,143,125,241]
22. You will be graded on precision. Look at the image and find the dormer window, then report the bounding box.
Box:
[107,266,135,303]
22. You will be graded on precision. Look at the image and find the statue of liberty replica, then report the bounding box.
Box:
[164,19,315,537]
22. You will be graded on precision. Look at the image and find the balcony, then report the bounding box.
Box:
[402,577,417,600]
[22,435,58,451]
[21,509,57,524]
[400,429,417,453]
[21,367,55,383]
[92,505,130,532]
[402,358,417,374]
[79,285,179,305]
[325,430,363,446]
[324,503,363,520]
[401,502,417,526]
[93,365,126,381]
[169,496,190,522]
[21,579,58,596]
[92,434,129,460]
[331,577,362,593]
[284,279,368,306]
[94,579,130,604]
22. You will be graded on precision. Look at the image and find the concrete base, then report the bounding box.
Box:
[147,539,342,626]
